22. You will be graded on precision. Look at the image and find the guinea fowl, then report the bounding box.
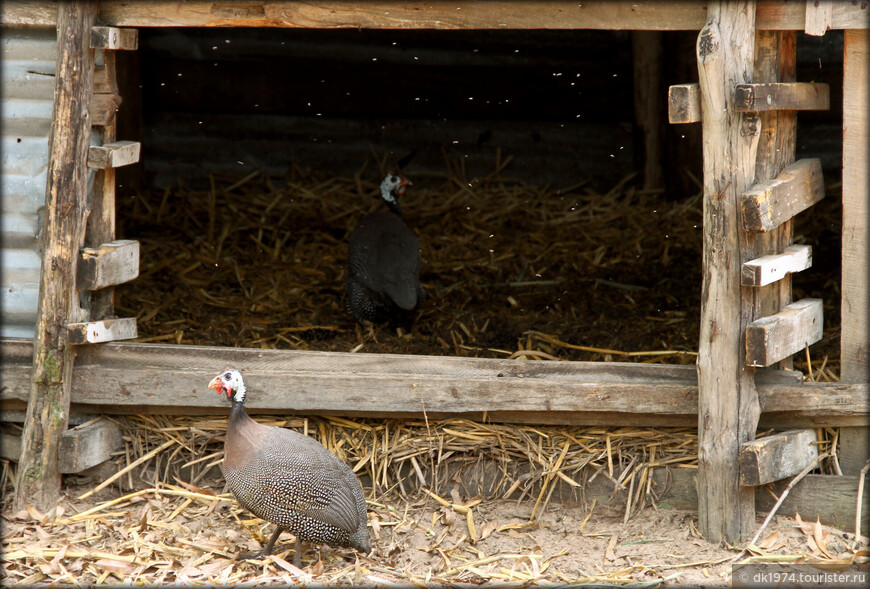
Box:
[346,173,425,323]
[208,368,370,567]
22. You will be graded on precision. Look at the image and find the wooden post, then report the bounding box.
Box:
[695,1,760,544]
[631,31,665,192]
[14,0,97,512]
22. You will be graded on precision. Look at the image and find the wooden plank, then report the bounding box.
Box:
[87,140,140,169]
[804,0,833,36]
[740,158,825,233]
[14,0,97,514]
[734,82,830,112]
[668,83,701,124]
[837,427,870,476]
[738,429,818,485]
[758,473,870,532]
[741,244,811,287]
[1,339,860,424]
[841,30,869,384]
[57,418,122,473]
[695,1,761,545]
[89,92,122,126]
[90,26,138,50]
[632,31,665,191]
[67,318,138,345]
[77,240,140,291]
[93,64,119,95]
[4,1,869,30]
[745,298,824,367]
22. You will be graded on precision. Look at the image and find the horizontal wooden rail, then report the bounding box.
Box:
[3,1,869,30]
[1,339,866,427]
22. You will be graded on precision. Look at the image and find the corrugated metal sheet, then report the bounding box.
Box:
[1,28,56,338]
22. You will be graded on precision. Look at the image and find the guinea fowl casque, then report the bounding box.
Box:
[346,173,425,323]
[208,368,370,567]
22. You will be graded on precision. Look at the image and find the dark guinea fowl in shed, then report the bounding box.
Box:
[208,368,370,567]
[346,173,425,323]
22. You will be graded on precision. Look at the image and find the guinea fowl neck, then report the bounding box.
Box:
[229,399,253,428]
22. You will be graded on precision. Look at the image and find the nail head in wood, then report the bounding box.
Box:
[668,83,701,124]
[739,429,819,486]
[88,140,141,169]
[742,244,812,287]
[90,26,138,50]
[734,82,830,112]
[68,317,138,345]
[745,298,824,367]
[78,240,140,291]
[740,158,825,233]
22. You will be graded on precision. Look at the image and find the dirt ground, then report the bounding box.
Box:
[3,470,867,587]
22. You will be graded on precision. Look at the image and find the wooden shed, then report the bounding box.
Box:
[1,0,868,557]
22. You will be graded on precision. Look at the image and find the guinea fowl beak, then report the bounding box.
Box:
[207,375,225,395]
[398,176,411,194]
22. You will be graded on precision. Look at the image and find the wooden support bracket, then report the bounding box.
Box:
[78,240,140,291]
[1,419,122,473]
[88,140,140,169]
[741,158,825,232]
[90,26,138,50]
[68,317,138,345]
[805,0,834,36]
[739,429,819,485]
[668,83,701,124]
[741,244,812,287]
[735,82,830,112]
[746,298,824,367]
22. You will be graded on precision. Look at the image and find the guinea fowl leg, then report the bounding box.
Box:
[237,526,283,560]
[293,537,302,568]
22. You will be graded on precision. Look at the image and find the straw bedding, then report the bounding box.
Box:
[1,157,853,585]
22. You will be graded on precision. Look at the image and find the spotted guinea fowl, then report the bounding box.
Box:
[346,173,425,323]
[208,368,370,567]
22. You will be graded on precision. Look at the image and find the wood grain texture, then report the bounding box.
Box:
[67,318,138,345]
[695,1,760,544]
[57,418,122,473]
[77,239,140,290]
[90,26,138,50]
[668,83,701,124]
[742,244,811,287]
[734,82,830,112]
[4,1,868,30]
[14,0,97,513]
[804,0,833,36]
[745,298,824,367]
[841,30,869,384]
[2,339,863,426]
[738,428,818,485]
[740,158,825,233]
[89,92,122,126]
[87,140,140,168]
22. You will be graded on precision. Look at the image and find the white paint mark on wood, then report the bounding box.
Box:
[742,244,812,287]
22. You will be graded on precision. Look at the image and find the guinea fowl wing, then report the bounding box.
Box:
[260,428,362,534]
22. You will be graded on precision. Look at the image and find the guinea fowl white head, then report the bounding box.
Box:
[345,172,425,324]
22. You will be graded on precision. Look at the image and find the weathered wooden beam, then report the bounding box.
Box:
[738,429,818,485]
[745,298,824,368]
[740,158,825,233]
[841,30,869,384]
[89,92,122,126]
[632,31,665,191]
[667,83,701,124]
[734,82,830,112]
[695,1,760,545]
[741,244,811,287]
[4,1,868,30]
[14,0,97,513]
[93,64,118,95]
[77,240,140,291]
[67,318,138,345]
[804,0,833,36]
[90,26,138,50]
[87,140,140,169]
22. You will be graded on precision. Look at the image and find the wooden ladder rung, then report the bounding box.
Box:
[740,158,825,233]
[735,82,830,112]
[742,244,812,287]
[68,317,138,345]
[90,26,138,50]
[745,299,824,367]
[78,240,140,291]
[668,83,701,124]
[739,429,819,486]
[88,140,141,169]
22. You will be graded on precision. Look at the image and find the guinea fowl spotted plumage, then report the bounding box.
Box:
[346,173,425,323]
[208,368,370,567]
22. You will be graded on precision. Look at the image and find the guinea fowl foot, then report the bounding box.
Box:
[236,526,284,561]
